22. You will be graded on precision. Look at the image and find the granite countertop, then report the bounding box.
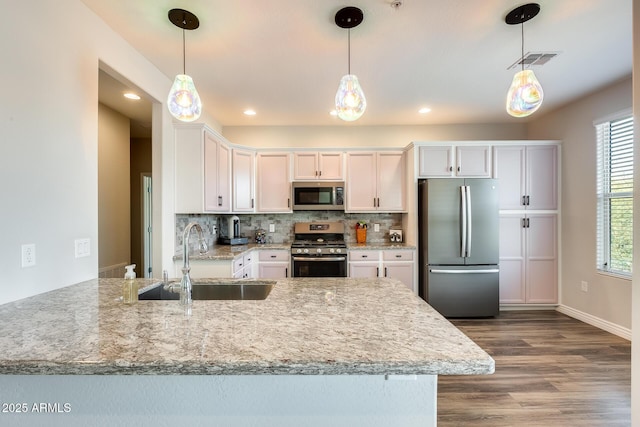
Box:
[177,242,416,261]
[0,277,493,376]
[174,243,290,261]
[347,242,417,250]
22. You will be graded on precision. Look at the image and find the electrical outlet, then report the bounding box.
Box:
[269,224,275,233]
[374,223,380,232]
[581,281,588,292]
[75,238,91,258]
[21,244,36,267]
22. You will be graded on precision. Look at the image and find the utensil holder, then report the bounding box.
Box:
[356,228,367,243]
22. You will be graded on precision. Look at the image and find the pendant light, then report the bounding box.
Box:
[505,3,543,118]
[334,7,366,122]
[167,9,202,122]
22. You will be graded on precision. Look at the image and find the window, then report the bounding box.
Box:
[596,114,634,276]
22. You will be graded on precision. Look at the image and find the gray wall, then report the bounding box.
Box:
[528,77,633,330]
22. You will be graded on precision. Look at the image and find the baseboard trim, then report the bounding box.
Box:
[500,304,558,311]
[556,304,631,341]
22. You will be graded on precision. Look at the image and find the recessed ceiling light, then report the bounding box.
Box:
[418,107,432,114]
[124,93,140,100]
[243,109,256,116]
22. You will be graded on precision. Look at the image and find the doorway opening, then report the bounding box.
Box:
[97,67,154,279]
[142,174,153,278]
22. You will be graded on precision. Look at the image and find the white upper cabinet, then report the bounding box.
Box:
[418,146,453,177]
[418,145,491,177]
[493,144,557,210]
[174,124,231,214]
[256,152,291,212]
[376,152,406,211]
[232,148,255,212]
[204,132,231,212]
[456,146,492,177]
[346,151,405,212]
[293,152,343,180]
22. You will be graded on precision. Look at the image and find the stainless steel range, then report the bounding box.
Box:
[291,222,347,278]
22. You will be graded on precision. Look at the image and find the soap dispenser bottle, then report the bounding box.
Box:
[122,264,137,304]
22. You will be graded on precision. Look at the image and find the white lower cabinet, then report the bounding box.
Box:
[173,259,234,279]
[257,250,290,278]
[348,249,416,293]
[233,252,255,279]
[174,249,290,279]
[499,213,557,304]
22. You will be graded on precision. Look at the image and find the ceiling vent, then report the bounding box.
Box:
[507,52,560,70]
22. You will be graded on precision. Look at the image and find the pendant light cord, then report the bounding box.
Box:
[182,28,186,75]
[347,28,351,75]
[520,18,525,72]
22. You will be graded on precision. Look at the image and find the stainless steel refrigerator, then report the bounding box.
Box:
[418,179,499,317]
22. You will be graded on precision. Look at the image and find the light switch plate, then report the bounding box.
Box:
[75,238,91,258]
[269,224,275,233]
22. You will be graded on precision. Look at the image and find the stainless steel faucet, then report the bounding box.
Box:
[180,222,209,305]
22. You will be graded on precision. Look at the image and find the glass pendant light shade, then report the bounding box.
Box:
[335,74,366,122]
[506,69,543,117]
[168,74,202,122]
[167,9,201,122]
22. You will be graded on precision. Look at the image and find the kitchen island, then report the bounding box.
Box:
[0,277,493,426]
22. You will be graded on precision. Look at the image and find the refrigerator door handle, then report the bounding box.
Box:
[430,269,500,274]
[466,185,472,257]
[460,186,467,257]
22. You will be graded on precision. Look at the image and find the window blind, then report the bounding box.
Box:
[596,115,634,276]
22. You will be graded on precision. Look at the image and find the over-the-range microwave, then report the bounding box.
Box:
[292,181,344,211]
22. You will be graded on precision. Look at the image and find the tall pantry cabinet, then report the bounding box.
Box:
[494,144,559,304]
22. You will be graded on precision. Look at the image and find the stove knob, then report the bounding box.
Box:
[303,248,309,254]
[316,248,322,254]
[336,248,342,253]
[296,248,302,254]
[330,248,335,253]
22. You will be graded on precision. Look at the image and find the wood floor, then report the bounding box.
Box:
[437,311,631,427]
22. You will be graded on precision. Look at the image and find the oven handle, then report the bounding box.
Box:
[292,256,346,262]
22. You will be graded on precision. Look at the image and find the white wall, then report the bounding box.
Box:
[527,77,633,330]
[222,123,527,149]
[0,0,187,305]
[0,375,438,427]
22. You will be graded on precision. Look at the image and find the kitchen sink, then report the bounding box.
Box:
[138,280,275,301]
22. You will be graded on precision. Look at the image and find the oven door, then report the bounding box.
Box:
[291,255,347,277]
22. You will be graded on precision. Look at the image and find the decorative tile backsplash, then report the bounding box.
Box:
[175,212,403,254]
